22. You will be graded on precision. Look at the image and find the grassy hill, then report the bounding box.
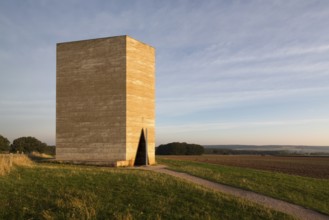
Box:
[158,157,329,215]
[0,155,292,219]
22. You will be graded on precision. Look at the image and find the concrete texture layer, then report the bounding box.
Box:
[136,165,329,220]
[56,36,155,166]
[126,37,155,165]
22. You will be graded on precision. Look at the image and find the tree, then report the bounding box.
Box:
[0,134,10,152]
[156,142,204,155]
[10,136,47,153]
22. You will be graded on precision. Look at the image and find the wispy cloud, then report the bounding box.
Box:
[1,0,329,145]
[157,87,329,117]
[157,118,329,133]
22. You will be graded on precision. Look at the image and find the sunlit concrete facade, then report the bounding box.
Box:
[56,36,155,166]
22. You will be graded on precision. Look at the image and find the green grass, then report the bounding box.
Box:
[158,158,329,216]
[0,163,294,220]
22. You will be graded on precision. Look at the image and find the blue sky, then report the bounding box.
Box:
[1,0,329,146]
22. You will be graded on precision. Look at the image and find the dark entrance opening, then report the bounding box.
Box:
[134,129,147,166]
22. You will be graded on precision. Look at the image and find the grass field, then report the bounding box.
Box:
[158,156,329,215]
[0,155,293,220]
[161,155,329,178]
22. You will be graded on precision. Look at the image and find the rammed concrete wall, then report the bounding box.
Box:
[56,36,155,166]
[126,37,155,165]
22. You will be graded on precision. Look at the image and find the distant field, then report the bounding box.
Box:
[158,156,329,215]
[160,155,329,178]
[0,155,292,220]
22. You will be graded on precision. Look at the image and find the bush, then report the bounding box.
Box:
[10,137,47,154]
[156,142,204,155]
[0,135,10,152]
[43,145,56,155]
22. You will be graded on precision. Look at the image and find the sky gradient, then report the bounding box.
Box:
[1,0,329,146]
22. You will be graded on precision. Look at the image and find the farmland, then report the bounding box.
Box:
[158,156,329,215]
[0,154,293,220]
[159,155,329,178]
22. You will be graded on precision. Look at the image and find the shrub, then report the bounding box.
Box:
[156,142,204,155]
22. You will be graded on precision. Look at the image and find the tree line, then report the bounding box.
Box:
[156,142,204,155]
[0,134,54,155]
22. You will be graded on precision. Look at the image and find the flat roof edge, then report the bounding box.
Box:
[57,35,154,49]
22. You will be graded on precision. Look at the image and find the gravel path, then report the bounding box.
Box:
[135,165,329,220]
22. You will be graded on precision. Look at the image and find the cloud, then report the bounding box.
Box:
[1,0,329,145]
[157,118,329,133]
[157,86,329,117]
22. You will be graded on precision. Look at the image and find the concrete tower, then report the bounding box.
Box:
[56,36,155,166]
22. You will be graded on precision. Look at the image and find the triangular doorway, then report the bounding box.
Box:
[134,129,147,166]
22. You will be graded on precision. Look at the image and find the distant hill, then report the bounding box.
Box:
[204,145,329,153]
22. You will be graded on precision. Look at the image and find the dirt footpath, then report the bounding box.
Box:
[136,165,329,220]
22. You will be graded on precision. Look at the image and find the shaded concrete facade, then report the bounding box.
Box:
[56,36,155,166]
